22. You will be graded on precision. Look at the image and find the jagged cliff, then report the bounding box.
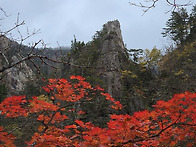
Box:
[0,36,34,96]
[65,20,146,114]
[0,35,70,97]
[97,20,128,98]
[6,55,33,95]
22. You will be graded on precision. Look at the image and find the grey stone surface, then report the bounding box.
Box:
[97,20,128,99]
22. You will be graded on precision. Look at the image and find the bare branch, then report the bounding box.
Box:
[15,13,41,44]
[0,54,82,73]
[0,7,10,18]
[0,21,25,37]
[129,0,193,13]
[129,0,158,14]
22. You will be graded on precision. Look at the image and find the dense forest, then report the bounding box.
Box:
[0,4,196,147]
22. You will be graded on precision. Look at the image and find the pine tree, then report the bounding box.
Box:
[162,8,189,45]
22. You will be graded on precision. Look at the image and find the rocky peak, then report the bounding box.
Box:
[97,20,129,98]
[102,20,123,41]
[64,20,145,114]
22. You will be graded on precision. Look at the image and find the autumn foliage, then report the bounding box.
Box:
[0,76,196,146]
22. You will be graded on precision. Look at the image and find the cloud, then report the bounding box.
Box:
[0,0,173,49]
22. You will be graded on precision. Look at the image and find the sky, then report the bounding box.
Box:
[0,0,194,50]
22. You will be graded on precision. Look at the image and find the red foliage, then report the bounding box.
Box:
[0,95,28,117]
[29,96,59,113]
[0,126,16,147]
[78,92,196,146]
[0,76,196,146]
[101,92,123,110]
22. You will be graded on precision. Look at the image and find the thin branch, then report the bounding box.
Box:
[129,0,193,14]
[0,54,74,73]
[0,21,25,37]
[29,58,42,75]
[0,51,113,74]
[39,57,58,70]
[0,7,10,17]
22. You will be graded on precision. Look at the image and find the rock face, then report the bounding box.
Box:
[0,36,10,69]
[0,36,33,96]
[97,20,129,99]
[96,20,145,113]
[6,55,33,95]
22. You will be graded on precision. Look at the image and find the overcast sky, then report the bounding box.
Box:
[0,1,194,49]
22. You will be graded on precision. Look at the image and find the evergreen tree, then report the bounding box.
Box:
[188,5,196,42]
[162,8,189,45]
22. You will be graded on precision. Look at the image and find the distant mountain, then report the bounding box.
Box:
[0,35,70,98]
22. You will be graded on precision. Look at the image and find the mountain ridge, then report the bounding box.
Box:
[0,19,196,115]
